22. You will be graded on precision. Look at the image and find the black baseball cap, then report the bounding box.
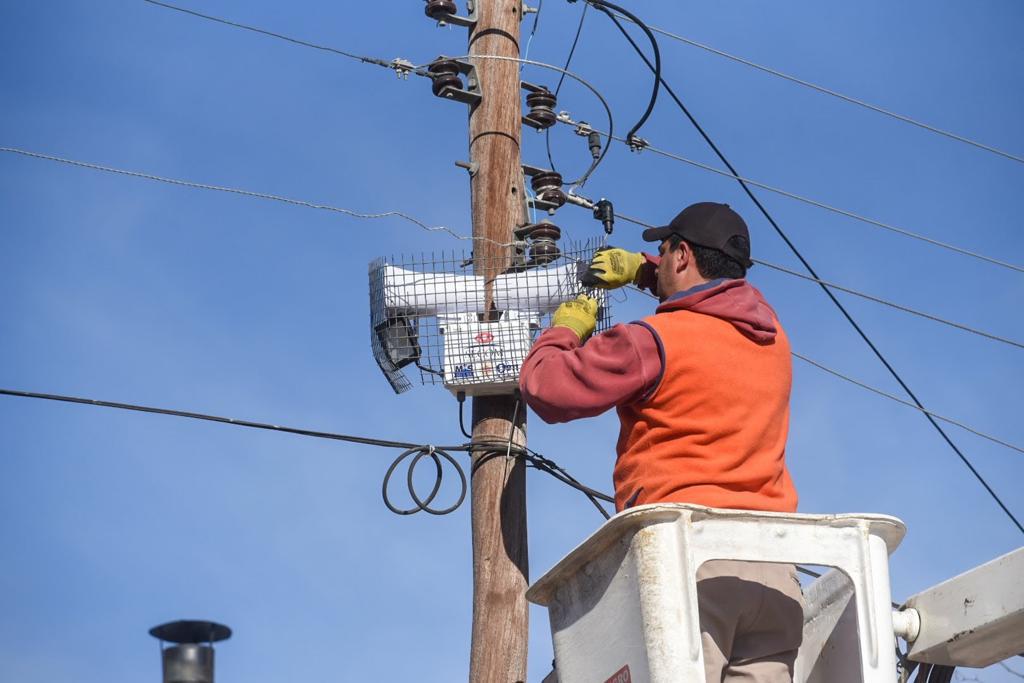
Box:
[642,202,752,268]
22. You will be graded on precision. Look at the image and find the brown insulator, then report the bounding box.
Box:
[520,223,561,241]
[530,171,565,208]
[428,60,463,97]
[515,222,562,266]
[528,240,561,266]
[525,89,558,129]
[425,0,458,20]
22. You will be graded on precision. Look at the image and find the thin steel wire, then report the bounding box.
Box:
[791,353,1024,456]
[752,259,1024,351]
[607,9,1024,166]
[0,145,476,243]
[560,120,1024,274]
[142,0,395,69]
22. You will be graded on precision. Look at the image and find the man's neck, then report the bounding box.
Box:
[662,278,729,303]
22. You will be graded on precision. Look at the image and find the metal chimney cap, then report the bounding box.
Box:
[149,620,232,644]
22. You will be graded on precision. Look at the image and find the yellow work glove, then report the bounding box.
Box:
[581,247,644,289]
[551,295,600,341]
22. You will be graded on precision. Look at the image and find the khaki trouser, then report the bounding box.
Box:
[697,560,805,682]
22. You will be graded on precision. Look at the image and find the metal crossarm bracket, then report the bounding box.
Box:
[432,0,478,27]
[521,164,563,213]
[430,56,482,106]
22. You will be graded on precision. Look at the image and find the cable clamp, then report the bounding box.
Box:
[626,134,649,152]
[556,110,574,125]
[390,58,416,79]
[564,189,595,209]
[574,120,594,137]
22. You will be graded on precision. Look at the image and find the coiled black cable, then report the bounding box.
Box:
[382,445,467,516]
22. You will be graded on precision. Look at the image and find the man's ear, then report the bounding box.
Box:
[675,241,691,273]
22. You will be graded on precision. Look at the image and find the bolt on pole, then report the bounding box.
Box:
[467,1,530,681]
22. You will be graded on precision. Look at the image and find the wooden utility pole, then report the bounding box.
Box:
[467,0,529,681]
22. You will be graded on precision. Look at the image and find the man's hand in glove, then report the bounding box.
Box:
[551,295,600,341]
[581,247,644,289]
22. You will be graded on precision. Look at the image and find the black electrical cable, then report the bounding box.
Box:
[581,0,661,148]
[382,445,466,516]
[0,388,612,518]
[601,8,1024,536]
[0,388,431,450]
[545,1,590,176]
[456,392,472,439]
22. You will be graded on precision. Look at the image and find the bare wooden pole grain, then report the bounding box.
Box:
[467,1,529,681]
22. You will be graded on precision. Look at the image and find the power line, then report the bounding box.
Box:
[752,259,1024,351]
[556,116,1024,275]
[552,1,589,97]
[790,353,1024,457]
[0,387,437,450]
[142,0,396,70]
[546,0,589,173]
[521,0,543,65]
[0,388,611,517]
[584,1,660,148]
[638,141,1024,274]
[607,9,1024,166]
[591,10,1024,535]
[0,146,475,243]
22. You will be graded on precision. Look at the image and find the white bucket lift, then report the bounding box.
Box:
[527,504,908,683]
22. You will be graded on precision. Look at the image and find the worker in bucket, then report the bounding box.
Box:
[519,202,803,682]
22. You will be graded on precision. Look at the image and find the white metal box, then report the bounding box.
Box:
[441,318,535,396]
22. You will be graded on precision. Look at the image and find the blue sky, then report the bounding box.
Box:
[2,1,1022,681]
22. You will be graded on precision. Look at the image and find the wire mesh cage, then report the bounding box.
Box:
[369,238,611,395]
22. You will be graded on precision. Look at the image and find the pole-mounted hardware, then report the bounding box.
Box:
[570,119,602,160]
[627,134,649,152]
[427,57,481,105]
[455,159,480,177]
[522,164,566,213]
[389,58,417,79]
[593,198,614,235]
[521,81,557,130]
[424,0,478,27]
[513,221,562,269]
[526,169,566,214]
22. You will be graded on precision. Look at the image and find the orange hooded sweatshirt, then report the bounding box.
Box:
[519,277,797,513]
